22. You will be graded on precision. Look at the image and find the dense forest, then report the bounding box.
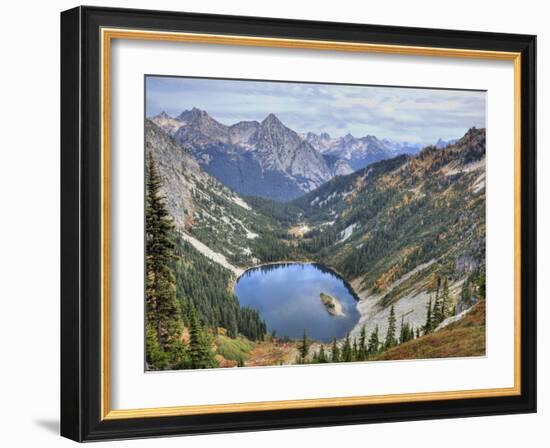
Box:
[145,154,265,370]
[172,236,266,342]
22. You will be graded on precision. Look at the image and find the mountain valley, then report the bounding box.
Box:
[146,114,486,369]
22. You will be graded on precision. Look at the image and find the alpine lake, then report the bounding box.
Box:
[234,263,361,342]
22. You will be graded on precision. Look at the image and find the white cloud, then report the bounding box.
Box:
[146,76,486,144]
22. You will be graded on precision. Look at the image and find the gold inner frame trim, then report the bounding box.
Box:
[100,27,522,420]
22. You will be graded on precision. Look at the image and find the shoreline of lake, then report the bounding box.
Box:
[233,262,361,343]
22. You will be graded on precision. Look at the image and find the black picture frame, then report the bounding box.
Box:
[61,5,536,442]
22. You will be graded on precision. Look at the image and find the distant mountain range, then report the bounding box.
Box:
[152,109,336,201]
[151,108,458,201]
[302,131,422,171]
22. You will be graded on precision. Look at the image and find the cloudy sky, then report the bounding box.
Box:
[146,76,486,144]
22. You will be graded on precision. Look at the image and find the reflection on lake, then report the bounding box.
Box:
[234,263,360,342]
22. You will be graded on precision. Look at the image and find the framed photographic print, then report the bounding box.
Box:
[60,6,537,442]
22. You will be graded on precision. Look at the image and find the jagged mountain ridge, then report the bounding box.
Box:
[151,108,461,202]
[303,131,425,171]
[151,109,343,201]
[435,137,459,149]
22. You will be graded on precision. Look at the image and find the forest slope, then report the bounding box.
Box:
[375,300,486,360]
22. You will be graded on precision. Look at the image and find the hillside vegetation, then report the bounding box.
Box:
[376,300,486,360]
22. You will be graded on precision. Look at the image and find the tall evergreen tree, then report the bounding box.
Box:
[367,325,380,355]
[384,305,397,349]
[460,276,470,303]
[424,296,433,334]
[145,152,183,367]
[439,278,450,323]
[331,338,340,363]
[342,333,353,362]
[431,277,443,329]
[188,304,217,369]
[399,314,405,344]
[477,267,486,299]
[358,325,367,361]
[399,314,414,344]
[432,277,449,326]
[298,330,310,363]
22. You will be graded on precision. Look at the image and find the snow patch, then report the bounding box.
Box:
[444,159,485,176]
[230,195,251,210]
[471,172,486,194]
[318,192,337,207]
[339,223,359,243]
[435,304,476,331]
[232,217,259,240]
[320,220,336,227]
[221,215,233,226]
[180,232,244,276]
[341,190,353,199]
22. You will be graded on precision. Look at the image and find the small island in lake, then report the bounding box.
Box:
[320,293,345,317]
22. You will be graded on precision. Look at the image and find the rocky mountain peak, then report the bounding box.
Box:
[150,111,185,136]
[257,113,303,155]
[229,120,260,146]
[306,131,318,140]
[306,131,332,142]
[155,111,172,119]
[261,113,285,128]
[342,133,355,142]
[173,108,229,145]
[177,107,210,122]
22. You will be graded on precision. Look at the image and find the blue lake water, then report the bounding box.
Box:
[234,263,360,342]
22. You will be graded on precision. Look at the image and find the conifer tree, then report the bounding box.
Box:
[399,315,414,344]
[342,333,353,362]
[399,314,405,344]
[439,278,450,323]
[367,325,380,355]
[424,296,433,334]
[432,277,449,326]
[331,338,340,363]
[352,338,359,361]
[477,267,486,299]
[358,325,367,361]
[298,330,310,363]
[188,304,217,369]
[460,277,470,304]
[145,323,169,369]
[145,152,183,366]
[384,305,397,349]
